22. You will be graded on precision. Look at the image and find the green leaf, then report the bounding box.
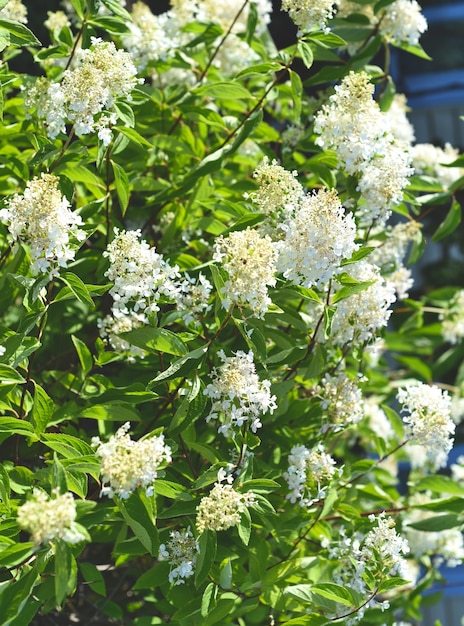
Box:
[121,327,187,356]
[31,383,55,435]
[99,0,132,19]
[0,463,10,510]
[60,272,95,307]
[79,562,106,596]
[219,557,232,589]
[55,540,73,606]
[237,507,252,546]
[71,335,93,377]
[201,582,218,617]
[52,455,68,494]
[0,365,25,384]
[0,19,41,47]
[331,280,375,304]
[0,417,36,439]
[406,513,461,532]
[118,493,158,556]
[115,126,153,149]
[195,529,217,587]
[112,161,130,216]
[79,404,140,422]
[194,82,253,100]
[289,69,303,121]
[149,345,208,385]
[379,75,396,112]
[297,40,314,69]
[415,475,464,495]
[0,542,34,568]
[41,434,95,458]
[432,200,461,242]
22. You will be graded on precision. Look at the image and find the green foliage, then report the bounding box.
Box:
[0,1,463,625]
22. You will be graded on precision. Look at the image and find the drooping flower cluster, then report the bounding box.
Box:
[204,349,277,437]
[247,157,303,219]
[158,528,199,585]
[276,188,358,289]
[397,383,455,470]
[329,261,397,346]
[281,0,335,33]
[0,173,85,278]
[314,71,414,224]
[284,444,340,507]
[104,228,182,316]
[412,142,464,189]
[370,220,422,300]
[196,480,255,533]
[92,422,172,499]
[323,515,410,623]
[320,371,364,428]
[97,311,147,361]
[440,290,464,344]
[214,228,278,317]
[17,489,87,546]
[379,0,427,46]
[403,493,464,567]
[26,38,140,144]
[0,0,28,23]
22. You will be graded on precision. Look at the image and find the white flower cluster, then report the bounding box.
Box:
[451,455,464,486]
[0,173,85,278]
[214,228,278,318]
[284,443,339,507]
[204,349,277,437]
[329,261,397,346]
[0,0,28,23]
[314,71,414,225]
[336,0,427,47]
[387,94,416,145]
[403,493,464,567]
[440,290,464,344]
[92,422,172,499]
[320,371,364,428]
[323,515,410,623]
[26,38,140,145]
[276,188,358,289]
[175,273,213,326]
[281,0,335,33]
[247,157,303,219]
[412,142,464,189]
[379,0,427,46]
[397,383,455,470]
[17,488,86,546]
[196,481,255,533]
[44,10,70,31]
[122,0,271,76]
[370,220,421,300]
[97,311,147,361]
[104,228,182,317]
[158,528,199,585]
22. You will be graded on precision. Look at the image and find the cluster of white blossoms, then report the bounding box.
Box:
[204,349,277,437]
[397,383,455,470]
[451,455,464,486]
[412,142,464,189]
[323,515,410,623]
[0,0,28,23]
[314,71,414,225]
[281,0,335,33]
[387,94,416,145]
[329,261,397,346]
[122,0,271,76]
[319,371,364,428]
[440,290,464,344]
[247,157,303,219]
[403,493,464,567]
[364,397,395,443]
[196,480,255,533]
[276,188,358,289]
[17,489,86,546]
[104,229,182,317]
[214,228,278,318]
[26,38,140,145]
[336,0,427,47]
[158,528,199,585]
[92,422,172,499]
[0,173,85,278]
[97,311,147,361]
[284,444,340,507]
[44,10,71,31]
[379,0,427,46]
[370,220,421,300]
[175,273,213,326]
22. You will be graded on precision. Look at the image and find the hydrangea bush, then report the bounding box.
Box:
[0,0,464,624]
